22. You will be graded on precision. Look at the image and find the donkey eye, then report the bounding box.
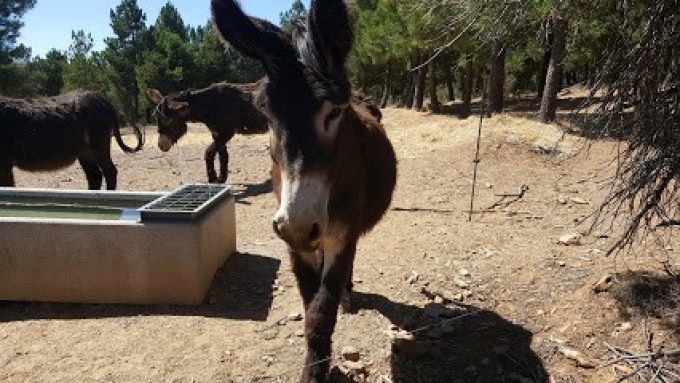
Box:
[324,108,343,131]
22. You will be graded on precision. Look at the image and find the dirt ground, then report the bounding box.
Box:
[1,97,678,382]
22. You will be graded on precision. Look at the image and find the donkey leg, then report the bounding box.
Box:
[216,145,229,184]
[204,142,218,183]
[0,162,15,187]
[301,243,356,383]
[98,157,118,191]
[78,158,103,190]
[291,250,322,309]
[340,248,357,314]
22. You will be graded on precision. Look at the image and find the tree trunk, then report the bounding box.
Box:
[412,61,427,110]
[488,38,506,115]
[461,54,474,118]
[428,61,440,113]
[537,30,553,98]
[402,73,415,108]
[380,67,391,108]
[444,64,455,101]
[540,15,567,123]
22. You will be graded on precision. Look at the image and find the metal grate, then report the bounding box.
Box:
[138,184,230,222]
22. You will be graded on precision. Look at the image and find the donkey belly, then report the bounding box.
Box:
[12,126,86,172]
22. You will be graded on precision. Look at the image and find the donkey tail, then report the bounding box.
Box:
[113,121,145,153]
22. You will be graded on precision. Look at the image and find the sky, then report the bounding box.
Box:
[18,1,310,57]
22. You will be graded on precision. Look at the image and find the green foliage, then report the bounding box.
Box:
[63,31,108,94]
[0,0,36,64]
[30,49,67,96]
[279,0,307,32]
[155,2,188,41]
[104,0,148,121]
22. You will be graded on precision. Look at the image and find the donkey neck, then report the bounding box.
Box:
[180,86,220,124]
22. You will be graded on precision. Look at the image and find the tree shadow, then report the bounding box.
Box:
[233,179,273,205]
[0,252,280,323]
[350,292,549,383]
[611,271,680,340]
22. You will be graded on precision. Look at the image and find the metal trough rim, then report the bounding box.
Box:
[138,184,232,222]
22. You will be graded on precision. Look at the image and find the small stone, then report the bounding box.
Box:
[295,329,305,338]
[462,290,473,299]
[593,274,614,293]
[342,360,367,375]
[592,248,604,255]
[558,260,566,267]
[455,279,470,289]
[558,233,582,246]
[388,329,426,360]
[570,197,589,205]
[485,182,493,189]
[287,312,303,321]
[557,195,568,205]
[618,322,633,332]
[406,272,420,285]
[341,346,361,362]
[459,269,471,277]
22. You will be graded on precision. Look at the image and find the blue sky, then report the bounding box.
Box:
[18,1,310,57]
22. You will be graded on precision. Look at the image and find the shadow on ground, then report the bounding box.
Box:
[611,271,680,338]
[333,292,548,383]
[0,252,280,323]
[233,179,273,205]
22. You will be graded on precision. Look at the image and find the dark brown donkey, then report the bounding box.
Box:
[0,91,143,190]
[212,0,397,381]
[147,81,269,183]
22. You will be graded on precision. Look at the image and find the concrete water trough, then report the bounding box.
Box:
[0,184,236,305]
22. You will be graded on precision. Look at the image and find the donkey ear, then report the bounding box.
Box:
[147,88,163,105]
[308,0,354,72]
[211,0,295,73]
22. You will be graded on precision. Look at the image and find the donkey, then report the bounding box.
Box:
[0,90,143,190]
[212,0,397,381]
[147,81,269,184]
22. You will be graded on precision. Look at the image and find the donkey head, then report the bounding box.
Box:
[147,89,191,152]
[212,0,354,251]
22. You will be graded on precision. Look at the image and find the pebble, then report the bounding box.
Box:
[455,279,470,289]
[570,197,589,205]
[287,312,303,321]
[341,360,367,375]
[557,195,568,204]
[341,346,361,362]
[294,329,305,338]
[593,274,614,293]
[459,269,471,277]
[558,260,566,267]
[558,233,582,246]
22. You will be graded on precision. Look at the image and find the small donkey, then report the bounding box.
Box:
[148,81,269,183]
[212,0,397,381]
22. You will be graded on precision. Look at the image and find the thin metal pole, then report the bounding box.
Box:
[468,76,486,222]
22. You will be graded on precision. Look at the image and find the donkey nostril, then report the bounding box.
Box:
[309,223,322,242]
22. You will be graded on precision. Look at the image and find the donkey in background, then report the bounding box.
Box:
[0,91,143,190]
[212,0,397,381]
[148,81,269,184]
